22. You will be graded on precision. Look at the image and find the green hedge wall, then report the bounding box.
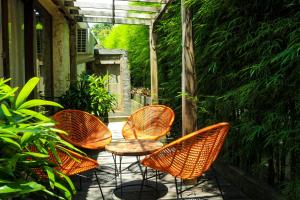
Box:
[155,0,300,198]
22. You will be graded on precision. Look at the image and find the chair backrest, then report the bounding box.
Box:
[122,105,175,140]
[141,122,230,179]
[53,110,112,149]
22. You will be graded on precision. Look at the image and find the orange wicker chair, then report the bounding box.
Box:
[140,122,230,199]
[34,148,105,199]
[53,110,112,150]
[122,105,175,140]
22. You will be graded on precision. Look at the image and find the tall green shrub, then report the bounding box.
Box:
[155,0,300,198]
[61,73,117,119]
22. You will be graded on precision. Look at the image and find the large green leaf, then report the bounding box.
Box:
[22,152,49,158]
[0,87,18,101]
[49,143,62,164]
[20,132,34,146]
[0,185,22,194]
[0,181,45,195]
[0,179,13,184]
[50,128,68,135]
[0,128,16,135]
[0,134,18,139]
[57,171,76,194]
[42,189,65,200]
[18,109,51,121]
[54,182,72,200]
[15,77,40,109]
[1,104,12,117]
[0,137,21,149]
[19,182,46,194]
[18,99,63,110]
[45,166,55,189]
[57,142,84,155]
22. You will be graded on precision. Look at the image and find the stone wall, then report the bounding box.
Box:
[94,49,131,114]
[131,94,151,113]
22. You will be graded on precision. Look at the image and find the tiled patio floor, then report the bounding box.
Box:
[73,122,251,200]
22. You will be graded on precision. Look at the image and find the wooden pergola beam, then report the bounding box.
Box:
[66,0,166,3]
[73,2,162,13]
[74,9,156,19]
[76,16,151,25]
[116,0,167,3]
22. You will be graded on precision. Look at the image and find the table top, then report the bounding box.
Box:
[105,139,164,156]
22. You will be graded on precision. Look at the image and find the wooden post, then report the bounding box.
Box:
[69,20,77,83]
[181,0,197,136]
[181,0,197,185]
[150,22,158,104]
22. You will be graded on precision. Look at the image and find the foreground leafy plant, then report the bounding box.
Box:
[0,77,80,199]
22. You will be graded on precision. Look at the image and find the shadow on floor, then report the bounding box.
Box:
[113,180,168,200]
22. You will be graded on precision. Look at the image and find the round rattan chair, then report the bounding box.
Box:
[33,148,105,199]
[140,122,230,199]
[53,110,112,150]
[122,105,175,140]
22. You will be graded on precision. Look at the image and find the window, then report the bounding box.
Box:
[77,28,87,53]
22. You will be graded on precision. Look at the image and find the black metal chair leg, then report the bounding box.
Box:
[112,154,118,187]
[213,167,224,200]
[180,179,183,199]
[136,156,144,175]
[155,170,158,190]
[94,171,105,200]
[119,156,123,198]
[174,177,180,199]
[139,167,148,200]
[79,175,82,191]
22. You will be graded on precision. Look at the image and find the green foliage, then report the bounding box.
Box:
[61,73,117,118]
[153,0,300,197]
[91,24,113,48]
[101,25,150,87]
[0,77,79,199]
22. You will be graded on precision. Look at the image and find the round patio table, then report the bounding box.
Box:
[105,139,163,199]
[105,139,163,156]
